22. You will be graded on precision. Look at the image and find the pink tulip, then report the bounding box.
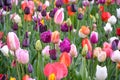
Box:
[69,44,78,57]
[7,32,20,51]
[44,62,68,80]
[116,0,120,5]
[54,8,64,25]
[16,48,29,64]
[103,42,113,57]
[118,41,120,50]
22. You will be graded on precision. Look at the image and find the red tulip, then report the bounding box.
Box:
[0,31,3,40]
[101,12,111,22]
[116,28,120,36]
[22,75,29,80]
[82,38,92,51]
[7,32,20,51]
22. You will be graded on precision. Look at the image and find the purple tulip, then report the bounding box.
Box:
[90,31,98,44]
[98,0,105,4]
[49,49,57,60]
[28,64,33,73]
[60,23,72,32]
[40,30,51,43]
[59,38,71,53]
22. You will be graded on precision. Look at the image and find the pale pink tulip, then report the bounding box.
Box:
[16,48,29,64]
[7,32,20,51]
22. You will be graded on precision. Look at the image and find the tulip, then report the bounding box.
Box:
[28,64,33,73]
[108,15,117,25]
[81,44,88,56]
[0,31,4,40]
[16,48,29,64]
[109,37,119,44]
[116,8,120,19]
[101,11,111,22]
[40,30,51,43]
[55,0,63,8]
[60,23,72,32]
[49,49,57,60]
[59,38,71,53]
[116,28,120,36]
[0,45,9,57]
[67,5,75,16]
[111,39,119,51]
[35,40,42,51]
[54,8,64,25]
[96,65,107,80]
[104,23,112,33]
[86,51,92,59]
[69,44,78,58]
[103,42,113,57]
[116,0,120,5]
[82,38,92,51]
[44,0,50,7]
[93,47,102,58]
[111,50,120,63]
[118,41,120,50]
[90,31,98,44]
[97,51,106,62]
[42,45,50,57]
[51,31,60,44]
[79,26,90,38]
[78,13,83,20]
[7,32,20,51]
[10,13,21,24]
[22,75,35,80]
[44,62,68,80]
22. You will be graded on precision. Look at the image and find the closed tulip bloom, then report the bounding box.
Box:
[60,52,71,67]
[81,44,88,57]
[59,38,71,53]
[0,45,9,57]
[54,8,64,25]
[49,49,57,60]
[90,31,98,44]
[117,8,120,19]
[40,30,51,43]
[118,41,120,50]
[108,15,117,25]
[7,32,20,51]
[82,38,92,51]
[104,23,112,33]
[96,65,107,80]
[101,11,111,22]
[116,0,120,5]
[42,45,50,57]
[16,48,29,64]
[111,50,120,63]
[28,64,33,73]
[35,40,42,51]
[97,51,106,62]
[69,44,78,58]
[51,31,60,44]
[116,28,120,36]
[93,47,102,58]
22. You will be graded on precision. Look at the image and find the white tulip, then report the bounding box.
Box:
[13,14,21,24]
[96,65,107,80]
[111,50,120,63]
[116,8,120,19]
[104,23,112,33]
[0,45,9,57]
[108,15,117,25]
[45,0,50,7]
[109,36,119,44]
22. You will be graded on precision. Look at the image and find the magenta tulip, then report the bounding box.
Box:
[90,31,98,44]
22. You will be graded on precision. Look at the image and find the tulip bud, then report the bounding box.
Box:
[0,45,9,57]
[22,38,29,47]
[111,50,120,63]
[35,40,42,51]
[12,23,18,31]
[118,41,120,50]
[28,64,33,73]
[7,32,20,51]
[116,28,120,36]
[104,23,112,33]
[108,15,117,25]
[42,45,50,57]
[96,65,107,80]
[81,44,88,56]
[41,9,47,17]
[69,44,78,58]
[49,49,57,60]
[116,8,120,19]
[77,13,83,20]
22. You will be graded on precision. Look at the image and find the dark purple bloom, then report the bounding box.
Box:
[22,38,29,47]
[0,0,3,8]
[98,0,105,4]
[28,64,33,73]
[86,51,92,59]
[4,0,11,6]
[82,0,89,7]
[40,30,51,43]
[111,39,119,51]
[39,24,47,33]
[49,49,57,60]
[37,5,42,12]
[24,7,30,14]
[41,9,46,17]
[55,0,63,8]
[71,4,77,12]
[12,23,18,31]
[59,38,71,53]
[49,8,58,18]
[78,13,83,20]
[60,23,72,32]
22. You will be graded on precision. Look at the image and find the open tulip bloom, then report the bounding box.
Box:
[0,0,120,80]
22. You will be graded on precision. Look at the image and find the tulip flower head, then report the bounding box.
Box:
[90,31,98,44]
[96,65,107,80]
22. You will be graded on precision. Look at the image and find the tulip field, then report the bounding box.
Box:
[0,0,120,80]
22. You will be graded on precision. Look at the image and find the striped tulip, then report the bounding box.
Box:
[7,32,20,51]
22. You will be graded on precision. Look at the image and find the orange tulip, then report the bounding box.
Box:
[80,26,90,35]
[24,14,32,21]
[51,31,60,44]
[60,52,71,67]
[63,0,69,4]
[67,5,75,16]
